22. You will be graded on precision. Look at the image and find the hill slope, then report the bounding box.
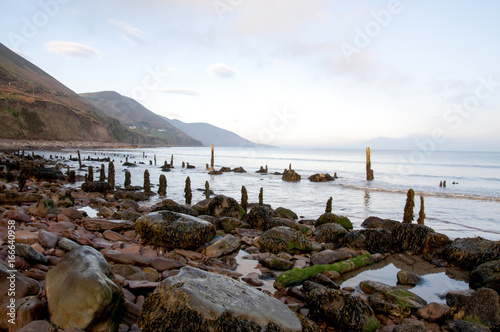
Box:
[80,91,201,146]
[0,43,194,146]
[167,118,266,147]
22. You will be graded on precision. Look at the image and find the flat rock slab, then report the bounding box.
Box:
[104,250,152,267]
[138,266,302,332]
[83,219,134,231]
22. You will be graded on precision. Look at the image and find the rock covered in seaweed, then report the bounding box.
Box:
[308,173,335,182]
[446,288,500,329]
[244,205,279,230]
[45,246,122,331]
[470,260,500,293]
[315,212,353,230]
[138,266,303,332]
[135,211,216,249]
[308,288,379,332]
[361,216,400,233]
[343,229,393,254]
[431,237,500,270]
[81,181,113,194]
[207,195,245,219]
[314,223,348,244]
[257,226,312,254]
[391,223,450,255]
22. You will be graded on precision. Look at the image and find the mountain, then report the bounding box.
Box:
[167,118,266,147]
[80,91,201,146]
[0,43,195,146]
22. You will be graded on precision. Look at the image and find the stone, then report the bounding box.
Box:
[397,270,421,286]
[392,223,450,255]
[206,195,244,219]
[57,237,79,251]
[275,207,298,220]
[260,256,294,271]
[111,210,142,222]
[315,212,353,230]
[435,237,500,270]
[470,260,500,293]
[102,230,130,242]
[37,229,59,248]
[360,280,427,317]
[257,226,312,254]
[127,272,158,282]
[111,264,142,278]
[308,288,379,332]
[393,318,426,332]
[15,230,38,245]
[218,217,250,233]
[15,244,48,264]
[82,219,134,231]
[416,302,451,321]
[310,249,355,266]
[81,181,113,194]
[104,250,152,267]
[15,320,56,332]
[59,207,84,220]
[0,261,39,300]
[361,216,400,232]
[308,173,335,182]
[262,217,300,231]
[4,210,31,223]
[0,192,41,205]
[150,257,185,272]
[204,235,240,258]
[310,273,340,289]
[343,229,393,253]
[138,266,302,331]
[45,246,122,331]
[27,198,59,218]
[0,296,47,332]
[446,287,500,329]
[314,223,348,244]
[244,206,280,230]
[282,169,301,182]
[443,319,491,331]
[51,190,75,208]
[135,211,216,249]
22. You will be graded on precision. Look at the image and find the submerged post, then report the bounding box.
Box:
[99,164,105,182]
[205,181,210,199]
[124,170,131,188]
[158,174,167,196]
[326,197,333,213]
[87,166,94,182]
[144,170,151,196]
[403,188,415,223]
[241,185,248,211]
[77,150,82,169]
[108,162,115,190]
[366,147,374,181]
[185,176,192,205]
[417,195,425,225]
[259,187,264,206]
[211,144,215,169]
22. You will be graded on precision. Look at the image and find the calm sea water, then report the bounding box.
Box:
[41,147,500,241]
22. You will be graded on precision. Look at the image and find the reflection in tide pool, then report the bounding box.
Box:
[340,263,469,304]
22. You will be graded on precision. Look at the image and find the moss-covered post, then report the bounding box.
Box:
[403,188,415,223]
[185,176,192,205]
[158,174,167,196]
[87,165,93,182]
[211,144,215,169]
[124,170,131,188]
[77,150,82,169]
[417,195,425,225]
[204,180,210,199]
[144,170,151,196]
[99,164,106,182]
[108,161,115,190]
[366,147,374,181]
[69,170,76,184]
[326,197,333,213]
[241,185,248,211]
[259,187,264,206]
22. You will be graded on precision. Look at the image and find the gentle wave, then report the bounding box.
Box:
[340,184,500,202]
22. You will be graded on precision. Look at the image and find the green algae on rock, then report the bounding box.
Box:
[257,226,312,255]
[315,212,353,230]
[274,253,383,289]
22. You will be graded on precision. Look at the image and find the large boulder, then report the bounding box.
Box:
[308,288,379,332]
[314,223,348,244]
[361,216,400,233]
[203,235,240,258]
[138,266,303,332]
[360,280,427,318]
[315,212,353,230]
[282,169,301,182]
[446,288,500,329]
[470,260,500,293]
[343,229,393,254]
[81,181,113,194]
[27,198,59,217]
[275,207,298,220]
[45,246,122,331]
[432,237,500,270]
[135,211,216,249]
[244,205,279,230]
[391,223,451,255]
[207,195,245,219]
[51,190,74,208]
[262,217,299,231]
[257,226,312,254]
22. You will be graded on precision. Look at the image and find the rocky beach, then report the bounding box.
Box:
[1,149,500,332]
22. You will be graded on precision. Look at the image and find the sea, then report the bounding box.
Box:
[38,146,500,241]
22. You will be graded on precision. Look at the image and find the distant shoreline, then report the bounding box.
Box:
[0,139,178,151]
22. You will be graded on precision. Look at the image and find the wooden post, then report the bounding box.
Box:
[154,154,157,165]
[158,174,167,196]
[108,162,115,190]
[417,195,425,225]
[241,185,248,211]
[211,144,215,169]
[144,170,151,196]
[205,181,210,199]
[87,166,94,182]
[185,176,192,205]
[259,187,263,206]
[124,170,131,188]
[99,164,105,182]
[77,150,82,169]
[366,147,374,181]
[326,197,333,213]
[403,188,415,223]
[170,154,173,167]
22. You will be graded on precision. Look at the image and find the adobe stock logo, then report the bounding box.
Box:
[7,0,70,50]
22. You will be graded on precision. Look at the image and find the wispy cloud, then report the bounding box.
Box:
[108,19,146,46]
[206,63,236,78]
[45,40,100,59]
[157,88,199,96]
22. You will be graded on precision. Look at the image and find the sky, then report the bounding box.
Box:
[1,0,500,149]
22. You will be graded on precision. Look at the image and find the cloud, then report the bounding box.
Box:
[108,19,146,46]
[206,63,236,78]
[157,88,199,96]
[45,41,100,59]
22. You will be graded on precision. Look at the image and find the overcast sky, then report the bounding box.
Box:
[1,0,500,148]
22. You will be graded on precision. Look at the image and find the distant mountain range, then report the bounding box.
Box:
[0,42,262,147]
